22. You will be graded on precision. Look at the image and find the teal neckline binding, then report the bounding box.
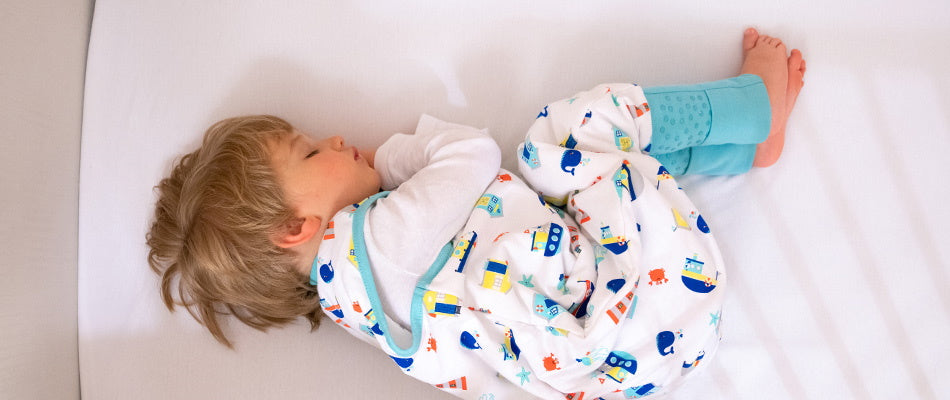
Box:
[314,191,453,357]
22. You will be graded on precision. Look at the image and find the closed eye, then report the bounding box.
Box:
[305,149,319,159]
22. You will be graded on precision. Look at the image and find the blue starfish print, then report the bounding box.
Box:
[516,367,531,385]
[519,274,535,288]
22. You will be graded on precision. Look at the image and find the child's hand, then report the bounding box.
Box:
[359,148,376,168]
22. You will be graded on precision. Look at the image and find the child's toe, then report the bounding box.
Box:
[788,49,803,67]
[742,28,759,53]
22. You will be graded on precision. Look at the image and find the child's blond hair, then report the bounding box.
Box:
[146,115,320,347]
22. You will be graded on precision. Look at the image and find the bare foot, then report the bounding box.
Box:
[754,48,806,167]
[737,28,789,167]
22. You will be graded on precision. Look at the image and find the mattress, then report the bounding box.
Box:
[79,1,950,399]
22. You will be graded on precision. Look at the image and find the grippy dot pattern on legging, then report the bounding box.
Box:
[649,93,712,154]
[654,148,691,176]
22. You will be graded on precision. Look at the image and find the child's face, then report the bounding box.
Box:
[270,131,380,223]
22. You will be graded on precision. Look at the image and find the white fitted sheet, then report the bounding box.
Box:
[79,1,950,399]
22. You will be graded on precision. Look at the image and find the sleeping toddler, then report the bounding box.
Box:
[147,28,805,399]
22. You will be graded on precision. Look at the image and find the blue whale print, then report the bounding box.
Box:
[656,330,681,356]
[561,149,583,175]
[460,331,482,350]
[390,356,414,369]
[696,215,710,234]
[319,261,334,283]
[606,278,626,293]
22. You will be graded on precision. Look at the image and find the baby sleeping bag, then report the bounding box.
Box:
[314,84,725,399]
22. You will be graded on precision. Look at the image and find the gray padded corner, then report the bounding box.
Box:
[0,1,93,398]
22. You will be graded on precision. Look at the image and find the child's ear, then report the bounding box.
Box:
[272,215,322,249]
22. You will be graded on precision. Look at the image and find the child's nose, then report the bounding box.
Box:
[329,136,344,150]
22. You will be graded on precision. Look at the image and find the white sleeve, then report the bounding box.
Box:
[367,114,501,278]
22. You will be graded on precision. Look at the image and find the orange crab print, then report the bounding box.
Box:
[648,268,669,285]
[543,353,561,371]
[427,336,438,352]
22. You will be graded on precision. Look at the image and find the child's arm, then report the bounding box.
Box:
[368,115,501,276]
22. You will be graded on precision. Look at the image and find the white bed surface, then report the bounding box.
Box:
[80,1,950,399]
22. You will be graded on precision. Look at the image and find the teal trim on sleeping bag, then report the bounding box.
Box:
[349,191,453,357]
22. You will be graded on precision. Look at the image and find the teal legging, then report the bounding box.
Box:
[644,74,771,175]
